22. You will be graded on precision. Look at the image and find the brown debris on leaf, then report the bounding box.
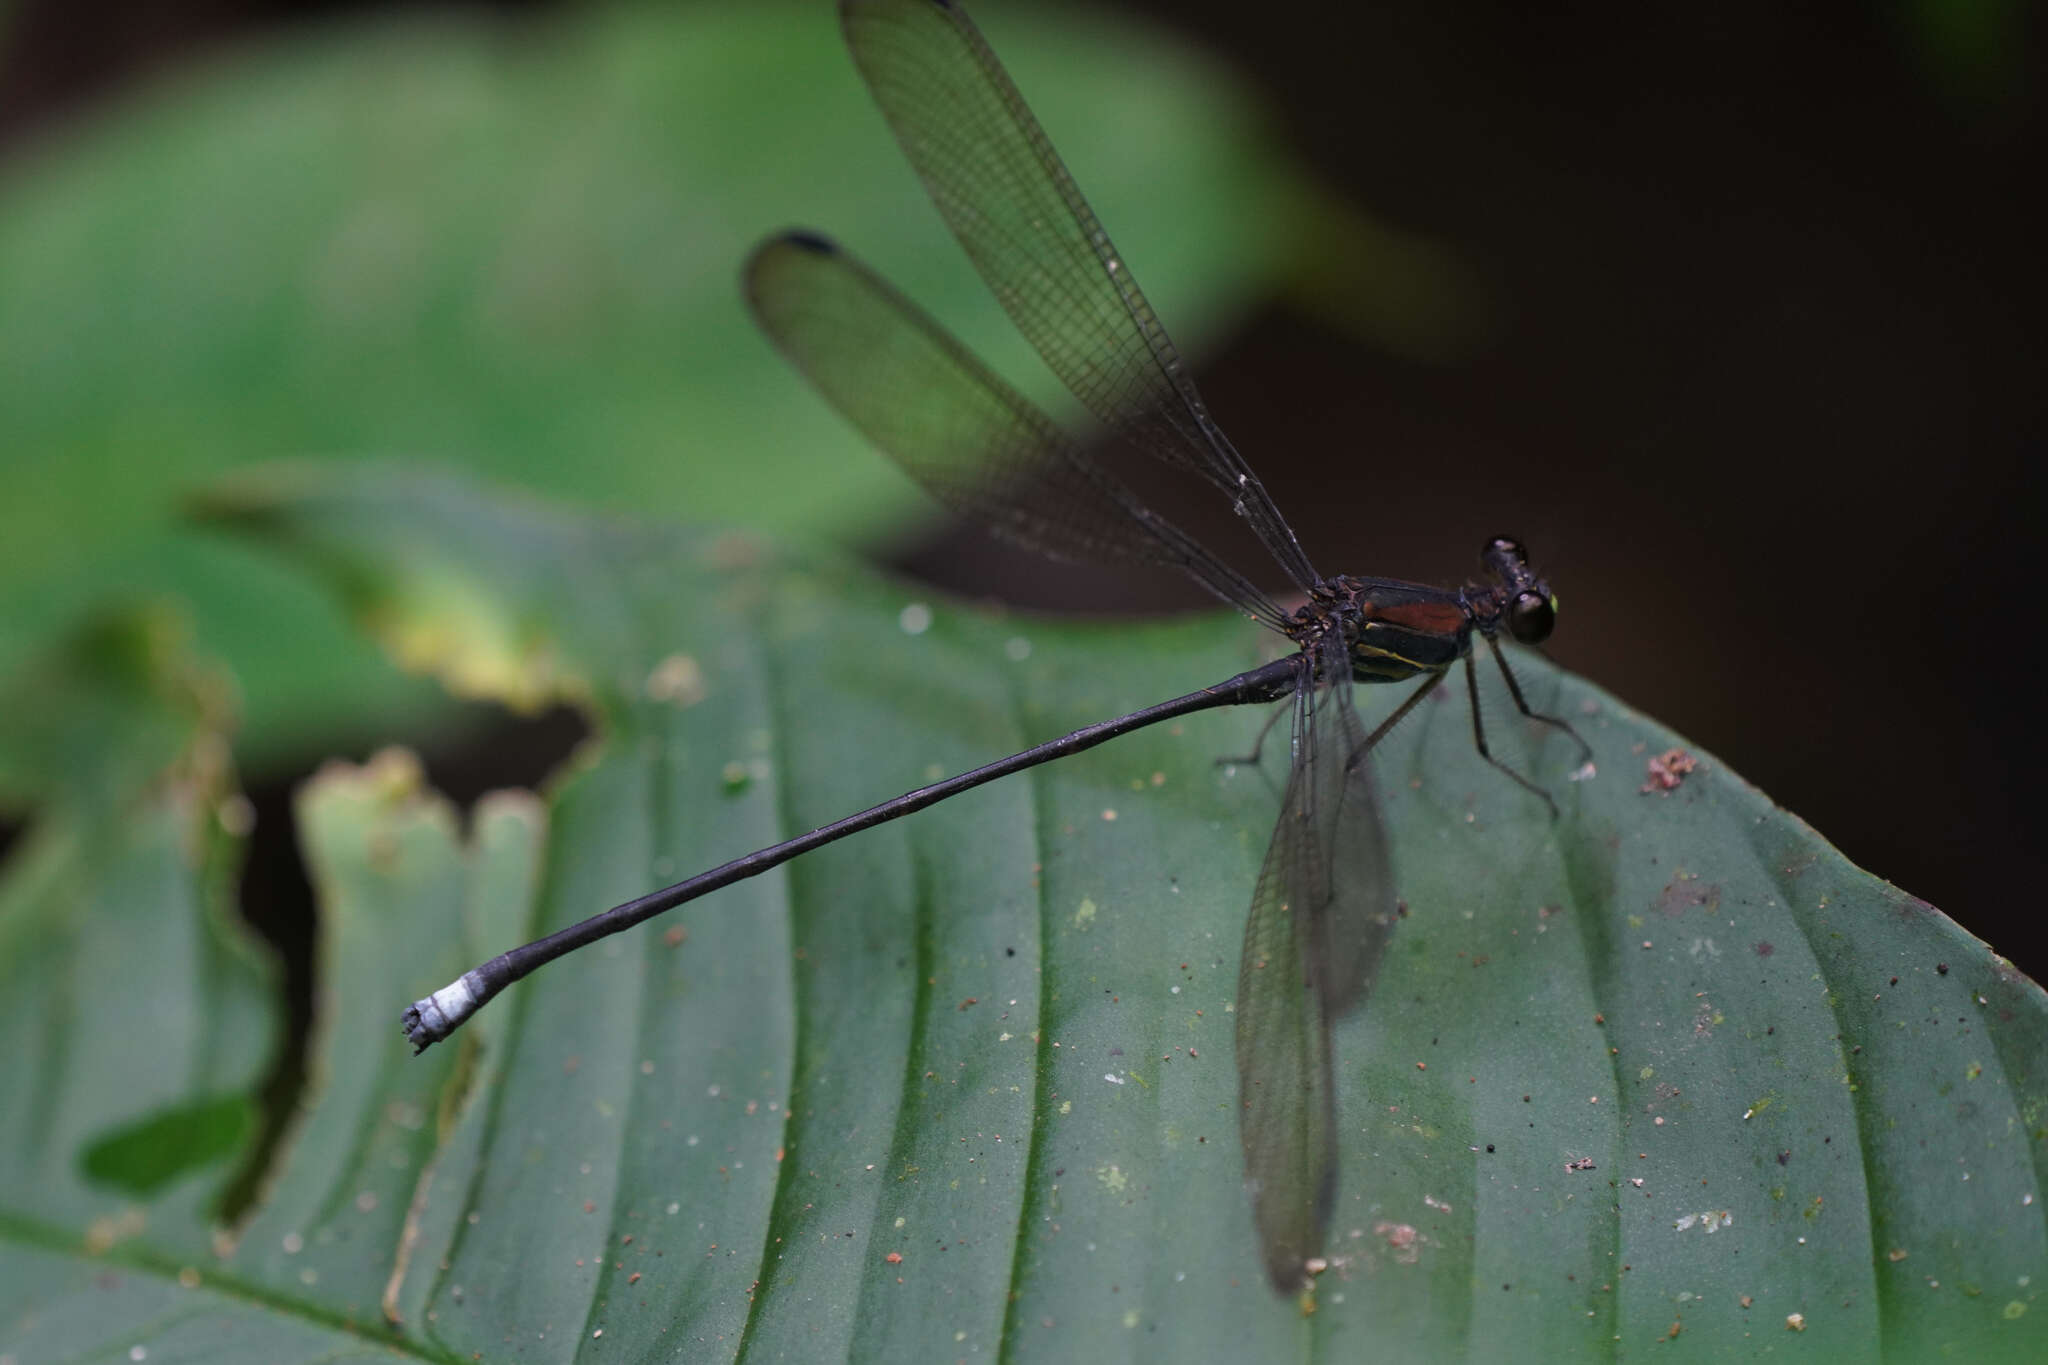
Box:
[1640,748,1699,794]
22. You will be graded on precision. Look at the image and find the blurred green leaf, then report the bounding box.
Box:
[1896,0,2033,119]
[0,0,1302,764]
[0,602,233,813]
[0,603,273,1261]
[7,466,2041,1360]
[79,1094,255,1199]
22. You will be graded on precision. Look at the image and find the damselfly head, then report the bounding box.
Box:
[1481,535,1531,578]
[1479,536,1557,644]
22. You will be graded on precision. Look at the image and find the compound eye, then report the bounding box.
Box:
[1508,589,1555,644]
[1486,535,1527,564]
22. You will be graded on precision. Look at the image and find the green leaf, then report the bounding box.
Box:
[79,1094,256,1199]
[0,603,272,1260]
[0,0,1299,764]
[10,465,2041,1360]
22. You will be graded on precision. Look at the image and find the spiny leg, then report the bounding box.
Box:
[1353,669,1450,780]
[1485,635,1592,764]
[1463,654,1560,817]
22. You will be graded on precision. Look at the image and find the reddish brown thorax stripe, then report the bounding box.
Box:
[1363,599,1468,633]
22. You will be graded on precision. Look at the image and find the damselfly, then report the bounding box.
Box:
[404,0,1584,1292]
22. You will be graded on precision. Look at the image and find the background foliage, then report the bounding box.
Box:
[2,0,2043,1359]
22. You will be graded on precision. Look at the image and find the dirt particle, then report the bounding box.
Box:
[1640,748,1698,793]
[1375,1221,1420,1265]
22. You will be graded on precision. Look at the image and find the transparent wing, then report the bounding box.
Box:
[1235,724,1339,1292]
[1315,641,1400,1016]
[839,0,1320,592]
[747,233,1288,626]
[1235,634,1397,1290]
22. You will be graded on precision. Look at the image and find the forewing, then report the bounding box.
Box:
[745,234,1287,627]
[1235,664,1336,1291]
[1312,636,1399,1015]
[1235,733,1338,1292]
[839,0,1319,591]
[1234,635,1397,1290]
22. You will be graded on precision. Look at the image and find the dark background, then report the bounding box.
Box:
[4,0,2041,987]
